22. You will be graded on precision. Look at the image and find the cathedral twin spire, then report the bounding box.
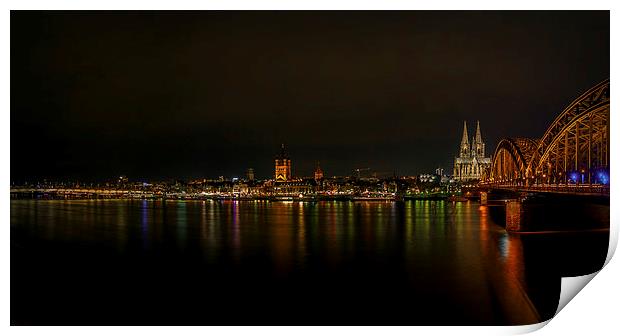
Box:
[454,121,490,181]
[459,121,485,159]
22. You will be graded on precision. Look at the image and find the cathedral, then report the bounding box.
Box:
[453,121,491,181]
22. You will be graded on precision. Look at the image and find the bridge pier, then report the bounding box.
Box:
[486,190,609,232]
[480,191,488,205]
[505,200,523,232]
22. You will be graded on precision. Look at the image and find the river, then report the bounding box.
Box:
[10,199,608,325]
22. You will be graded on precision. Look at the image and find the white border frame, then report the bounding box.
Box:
[2,2,616,335]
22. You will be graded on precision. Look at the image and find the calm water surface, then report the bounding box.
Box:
[11,199,608,325]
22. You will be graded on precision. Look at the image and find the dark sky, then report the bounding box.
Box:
[11,11,609,182]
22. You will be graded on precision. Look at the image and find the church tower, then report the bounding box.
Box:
[314,161,324,181]
[274,144,292,182]
[472,120,485,158]
[459,121,470,158]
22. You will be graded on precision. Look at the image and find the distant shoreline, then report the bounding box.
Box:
[10,189,463,202]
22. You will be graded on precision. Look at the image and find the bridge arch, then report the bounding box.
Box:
[486,79,609,187]
[490,138,539,185]
[527,79,609,185]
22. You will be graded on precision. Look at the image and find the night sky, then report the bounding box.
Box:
[11,11,609,182]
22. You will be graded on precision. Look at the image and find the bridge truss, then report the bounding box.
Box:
[487,79,609,188]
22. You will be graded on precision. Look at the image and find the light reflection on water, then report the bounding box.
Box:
[10,199,608,325]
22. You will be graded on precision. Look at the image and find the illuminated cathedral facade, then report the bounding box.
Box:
[453,121,491,181]
[274,144,292,182]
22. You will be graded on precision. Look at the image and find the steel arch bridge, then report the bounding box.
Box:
[485,79,609,194]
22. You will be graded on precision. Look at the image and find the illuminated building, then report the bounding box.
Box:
[246,168,255,182]
[274,144,292,182]
[419,174,438,183]
[453,121,491,181]
[314,162,324,181]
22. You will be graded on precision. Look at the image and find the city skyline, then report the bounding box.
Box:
[11,11,609,182]
[8,121,492,184]
[7,116,604,184]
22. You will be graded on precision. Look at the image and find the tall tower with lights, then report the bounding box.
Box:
[459,121,470,158]
[274,144,292,182]
[314,162,324,181]
[472,121,485,158]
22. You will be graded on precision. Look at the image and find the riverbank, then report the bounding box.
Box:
[10,189,461,202]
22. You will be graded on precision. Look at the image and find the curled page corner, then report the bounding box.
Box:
[604,216,618,267]
[508,320,551,335]
[555,272,598,316]
[545,217,617,327]
[511,273,600,335]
